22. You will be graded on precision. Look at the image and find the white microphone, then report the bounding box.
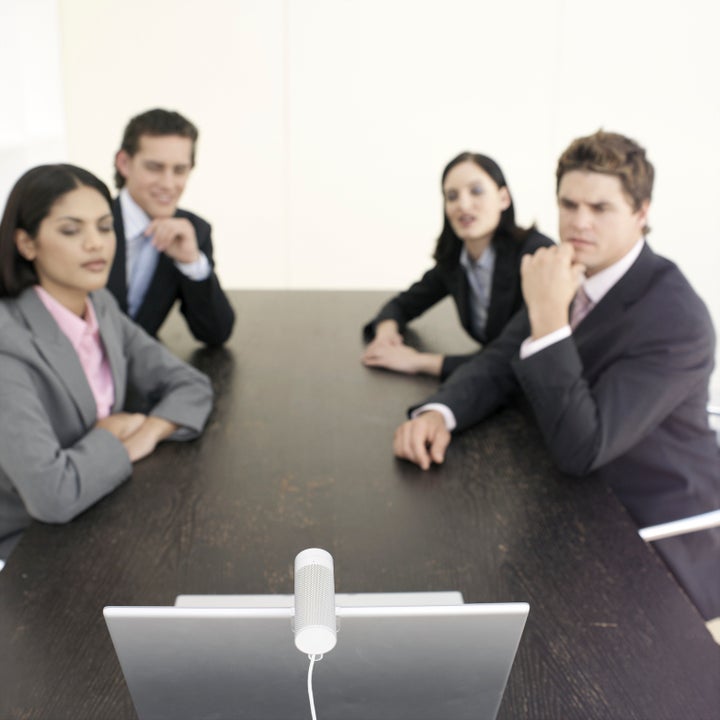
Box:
[294,548,337,656]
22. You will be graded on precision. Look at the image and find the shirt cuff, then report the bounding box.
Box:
[519,325,572,359]
[175,252,211,281]
[410,403,457,432]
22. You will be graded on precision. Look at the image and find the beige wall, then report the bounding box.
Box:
[6,0,720,381]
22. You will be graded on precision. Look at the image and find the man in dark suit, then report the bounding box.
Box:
[109,109,234,345]
[393,131,720,622]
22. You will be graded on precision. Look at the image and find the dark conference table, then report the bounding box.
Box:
[0,291,718,719]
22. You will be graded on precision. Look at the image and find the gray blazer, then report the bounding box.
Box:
[0,288,213,558]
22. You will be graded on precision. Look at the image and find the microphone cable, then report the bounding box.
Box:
[307,653,322,720]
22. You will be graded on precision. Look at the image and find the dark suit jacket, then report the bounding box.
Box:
[363,229,554,378]
[0,288,213,560]
[415,243,720,620]
[109,199,235,345]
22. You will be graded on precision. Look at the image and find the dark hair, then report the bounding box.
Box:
[0,164,113,298]
[556,130,654,232]
[433,152,530,265]
[114,108,199,189]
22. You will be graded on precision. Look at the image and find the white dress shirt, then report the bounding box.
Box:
[519,237,645,358]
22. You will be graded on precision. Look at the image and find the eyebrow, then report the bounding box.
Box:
[55,213,114,223]
[558,197,612,208]
[444,181,484,194]
[143,160,191,168]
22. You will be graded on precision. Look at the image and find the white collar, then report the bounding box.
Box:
[583,237,645,304]
[119,188,151,240]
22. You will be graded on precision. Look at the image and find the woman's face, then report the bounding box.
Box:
[443,161,510,247]
[16,185,115,313]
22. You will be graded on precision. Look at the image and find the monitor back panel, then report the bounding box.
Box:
[104,602,528,720]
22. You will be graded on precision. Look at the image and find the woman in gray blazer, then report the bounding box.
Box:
[362,152,553,380]
[0,164,213,561]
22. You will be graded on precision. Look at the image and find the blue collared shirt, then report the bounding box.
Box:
[118,189,211,287]
[459,244,496,342]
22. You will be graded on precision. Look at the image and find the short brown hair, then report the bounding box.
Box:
[556,130,654,215]
[115,108,199,189]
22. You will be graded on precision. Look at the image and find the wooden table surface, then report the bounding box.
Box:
[1,291,718,719]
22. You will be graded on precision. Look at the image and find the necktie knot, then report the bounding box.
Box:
[570,286,593,329]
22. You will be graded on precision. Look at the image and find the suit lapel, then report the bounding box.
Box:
[447,264,472,334]
[574,243,657,340]
[91,292,127,413]
[18,289,97,428]
[486,241,520,340]
[131,206,184,332]
[133,252,176,333]
[109,198,129,312]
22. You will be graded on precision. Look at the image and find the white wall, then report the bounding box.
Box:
[0,0,66,208]
[5,1,720,375]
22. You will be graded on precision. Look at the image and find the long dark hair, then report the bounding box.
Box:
[0,164,113,298]
[433,152,531,265]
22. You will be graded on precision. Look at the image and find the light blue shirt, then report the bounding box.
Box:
[459,244,496,342]
[118,190,212,315]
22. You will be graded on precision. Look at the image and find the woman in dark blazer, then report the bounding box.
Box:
[362,152,553,379]
[0,164,213,561]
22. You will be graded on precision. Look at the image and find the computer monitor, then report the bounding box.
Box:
[104,593,528,720]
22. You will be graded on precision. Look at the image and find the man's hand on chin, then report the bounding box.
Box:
[146,217,200,264]
[521,244,586,339]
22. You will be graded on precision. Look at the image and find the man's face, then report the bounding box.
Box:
[115,134,194,219]
[557,170,649,276]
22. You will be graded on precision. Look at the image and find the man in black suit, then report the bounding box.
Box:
[393,131,720,622]
[109,109,234,345]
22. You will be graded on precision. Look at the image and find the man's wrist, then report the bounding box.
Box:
[520,326,572,359]
[527,306,570,340]
[175,251,211,281]
[410,403,456,432]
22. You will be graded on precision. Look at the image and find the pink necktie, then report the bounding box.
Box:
[570,287,593,329]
